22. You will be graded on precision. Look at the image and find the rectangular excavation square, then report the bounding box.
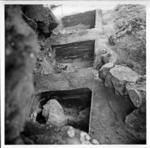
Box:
[36,88,92,132]
[52,40,95,70]
[62,10,96,29]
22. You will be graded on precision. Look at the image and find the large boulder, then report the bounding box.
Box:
[126,81,146,108]
[22,5,58,37]
[108,65,140,95]
[42,99,66,127]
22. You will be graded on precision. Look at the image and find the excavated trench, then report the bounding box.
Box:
[62,10,95,29]
[36,88,92,132]
[26,9,145,144]
[33,40,95,134]
[52,40,95,71]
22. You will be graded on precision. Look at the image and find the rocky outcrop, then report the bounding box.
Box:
[22,5,58,37]
[5,5,39,143]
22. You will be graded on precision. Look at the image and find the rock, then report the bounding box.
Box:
[111,76,126,95]
[101,52,111,64]
[109,65,140,95]
[126,81,146,108]
[99,62,114,79]
[94,47,117,71]
[102,49,118,65]
[67,126,75,138]
[91,139,99,144]
[125,108,146,140]
[22,5,58,37]
[110,65,140,82]
[104,73,113,88]
[94,48,108,70]
[42,99,66,127]
[79,131,91,144]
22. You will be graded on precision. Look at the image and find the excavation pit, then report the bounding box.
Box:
[62,10,96,29]
[52,40,95,71]
[36,88,92,132]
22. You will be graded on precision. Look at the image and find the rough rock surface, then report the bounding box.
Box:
[110,65,140,82]
[99,63,145,107]
[106,65,140,95]
[125,108,146,141]
[42,99,66,127]
[22,5,58,37]
[94,48,117,70]
[22,5,58,75]
[5,5,39,143]
[126,81,146,108]
[99,62,114,80]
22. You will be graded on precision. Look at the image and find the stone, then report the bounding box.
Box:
[125,108,146,140]
[126,82,146,108]
[111,76,126,95]
[104,73,113,88]
[110,65,140,82]
[101,52,111,64]
[42,99,66,127]
[67,126,75,138]
[94,47,117,71]
[91,139,99,144]
[99,62,114,79]
[109,65,140,95]
[22,5,58,36]
[80,132,91,144]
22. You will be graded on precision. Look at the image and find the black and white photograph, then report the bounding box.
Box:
[0,0,149,147]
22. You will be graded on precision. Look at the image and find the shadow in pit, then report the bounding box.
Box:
[52,40,95,71]
[36,88,92,132]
